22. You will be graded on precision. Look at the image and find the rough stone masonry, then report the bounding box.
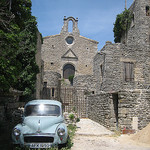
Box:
[39,0,150,131]
[88,0,150,131]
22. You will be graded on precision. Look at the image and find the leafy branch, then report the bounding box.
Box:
[113,9,133,43]
[0,0,40,100]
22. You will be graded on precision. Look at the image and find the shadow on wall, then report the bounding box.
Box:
[0,119,14,149]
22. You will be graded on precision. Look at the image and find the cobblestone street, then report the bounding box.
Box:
[71,119,150,150]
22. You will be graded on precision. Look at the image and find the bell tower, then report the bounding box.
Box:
[60,16,80,35]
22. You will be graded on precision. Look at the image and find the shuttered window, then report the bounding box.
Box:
[124,62,134,82]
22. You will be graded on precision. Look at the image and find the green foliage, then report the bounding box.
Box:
[76,118,80,122]
[113,9,133,43]
[68,75,74,85]
[0,0,39,100]
[66,124,76,148]
[69,113,75,120]
[68,75,74,81]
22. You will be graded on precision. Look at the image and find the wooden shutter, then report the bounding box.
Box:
[124,62,134,82]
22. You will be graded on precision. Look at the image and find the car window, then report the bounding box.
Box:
[24,104,60,117]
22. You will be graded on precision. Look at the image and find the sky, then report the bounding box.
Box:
[31,0,134,50]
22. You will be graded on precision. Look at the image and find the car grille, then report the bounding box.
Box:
[24,136,54,143]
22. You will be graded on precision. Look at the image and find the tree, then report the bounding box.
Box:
[0,0,39,100]
[113,9,132,43]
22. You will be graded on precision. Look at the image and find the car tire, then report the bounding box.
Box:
[58,136,70,149]
[11,144,19,150]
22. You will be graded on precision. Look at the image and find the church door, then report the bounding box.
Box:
[63,64,75,79]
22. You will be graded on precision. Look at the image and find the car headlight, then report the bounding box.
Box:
[13,128,21,137]
[57,128,65,136]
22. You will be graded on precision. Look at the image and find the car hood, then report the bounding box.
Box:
[22,116,64,134]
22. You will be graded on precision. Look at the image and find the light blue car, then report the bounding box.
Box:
[12,100,68,149]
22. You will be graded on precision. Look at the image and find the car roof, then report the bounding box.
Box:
[25,100,62,107]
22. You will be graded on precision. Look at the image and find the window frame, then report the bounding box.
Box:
[146,6,150,16]
[124,62,134,82]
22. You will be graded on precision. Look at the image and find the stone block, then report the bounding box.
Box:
[132,117,138,131]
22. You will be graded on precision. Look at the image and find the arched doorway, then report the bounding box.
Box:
[63,64,75,79]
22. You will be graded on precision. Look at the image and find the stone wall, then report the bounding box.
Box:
[93,0,150,93]
[43,71,61,88]
[0,94,25,122]
[94,42,124,93]
[87,89,150,131]
[122,0,150,90]
[0,94,25,149]
[87,93,118,131]
[126,0,150,47]
[42,34,98,77]
[90,0,150,131]
[93,51,104,93]
[118,89,150,130]
[42,71,61,100]
[93,40,150,93]
[73,75,97,94]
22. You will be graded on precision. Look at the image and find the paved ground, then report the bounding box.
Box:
[71,119,150,150]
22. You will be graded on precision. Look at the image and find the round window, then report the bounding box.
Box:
[66,36,74,44]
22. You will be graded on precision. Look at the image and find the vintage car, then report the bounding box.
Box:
[12,100,68,149]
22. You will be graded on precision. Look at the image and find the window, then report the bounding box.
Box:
[51,88,55,97]
[132,14,134,23]
[146,6,150,16]
[63,64,75,79]
[43,82,47,88]
[92,91,95,94]
[24,104,60,117]
[68,20,73,32]
[100,64,104,78]
[131,13,135,27]
[65,36,74,44]
[124,62,134,82]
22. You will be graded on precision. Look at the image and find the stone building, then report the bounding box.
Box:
[88,0,150,130]
[40,17,98,117]
[42,16,98,90]
[39,0,150,130]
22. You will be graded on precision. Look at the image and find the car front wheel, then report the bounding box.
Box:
[58,136,70,149]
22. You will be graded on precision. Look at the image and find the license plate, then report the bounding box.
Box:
[30,143,51,148]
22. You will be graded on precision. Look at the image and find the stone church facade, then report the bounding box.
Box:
[41,16,98,89]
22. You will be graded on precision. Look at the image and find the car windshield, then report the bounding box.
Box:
[24,104,60,117]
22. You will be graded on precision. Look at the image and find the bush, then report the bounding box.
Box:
[113,9,132,43]
[69,114,75,120]
[68,75,74,85]
[76,118,80,122]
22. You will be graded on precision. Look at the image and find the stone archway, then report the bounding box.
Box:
[63,64,75,79]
